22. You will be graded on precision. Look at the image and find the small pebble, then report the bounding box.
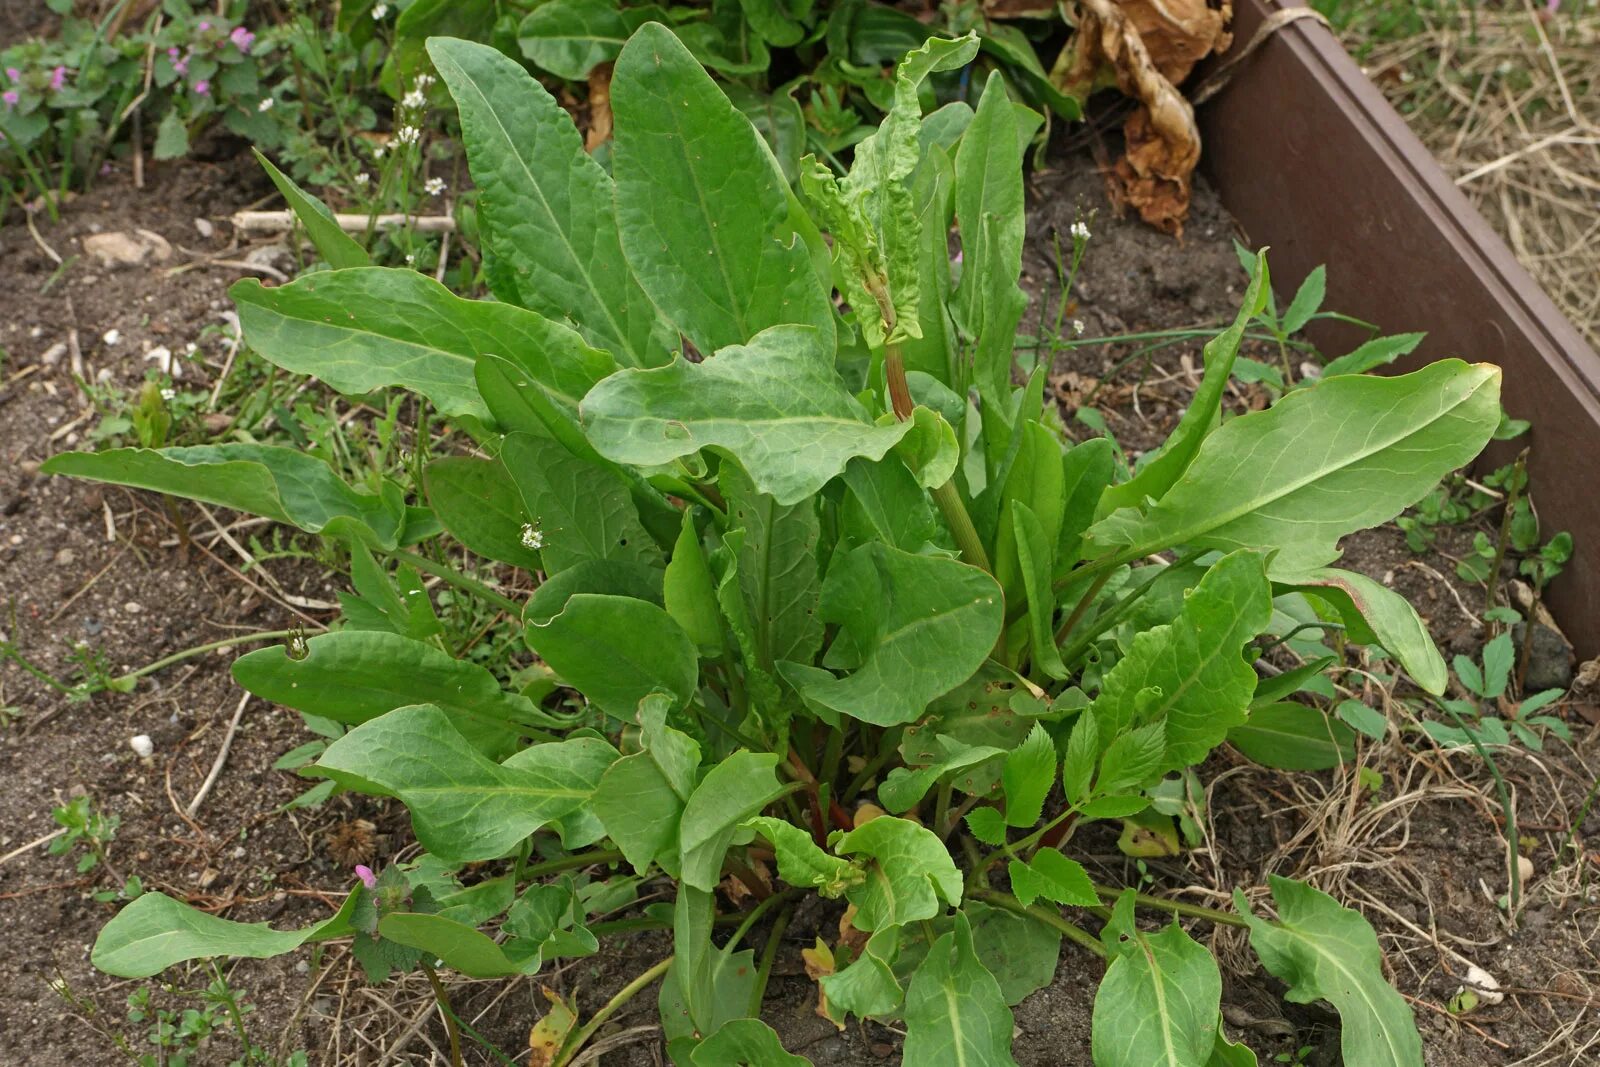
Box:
[102,328,121,346]
[123,601,143,614]
[129,735,154,758]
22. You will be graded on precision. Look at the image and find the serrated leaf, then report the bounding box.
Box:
[428,37,665,364]
[612,23,830,354]
[1087,361,1502,576]
[1480,632,1515,699]
[583,324,909,506]
[525,594,697,719]
[1284,569,1448,695]
[1060,713,1099,804]
[1237,877,1423,1067]
[1007,849,1096,908]
[798,543,1004,726]
[501,432,656,575]
[902,913,1018,1067]
[678,751,786,890]
[745,816,863,897]
[834,816,961,931]
[965,807,1007,845]
[1092,891,1221,1067]
[310,705,614,863]
[1002,722,1056,827]
[91,890,356,978]
[1228,703,1356,771]
[252,149,369,270]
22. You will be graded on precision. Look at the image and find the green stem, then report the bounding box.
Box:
[1058,550,1203,666]
[555,956,674,1067]
[388,549,521,615]
[1091,885,1249,928]
[1441,704,1521,920]
[728,886,804,952]
[931,480,992,572]
[522,848,623,881]
[750,903,794,1015]
[1053,571,1112,649]
[421,963,465,1067]
[969,889,1107,958]
[112,629,300,687]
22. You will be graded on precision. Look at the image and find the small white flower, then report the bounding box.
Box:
[402,88,426,110]
[372,2,389,18]
[102,328,121,346]
[258,97,274,112]
[1072,319,1086,336]
[394,125,420,146]
[183,342,198,355]
[424,176,446,196]
[415,73,436,90]
[354,171,370,186]
[160,387,176,402]
[373,145,385,159]
[520,522,545,550]
[1070,220,1091,242]
[144,345,179,379]
[130,734,154,758]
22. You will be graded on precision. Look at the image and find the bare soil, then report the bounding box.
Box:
[0,127,1594,1067]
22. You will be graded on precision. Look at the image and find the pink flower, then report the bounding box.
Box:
[1,90,16,109]
[167,47,179,59]
[49,66,66,91]
[354,865,376,889]
[198,20,211,31]
[192,79,209,95]
[230,26,255,53]
[4,68,18,82]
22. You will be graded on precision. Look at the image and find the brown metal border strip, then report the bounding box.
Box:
[1197,0,1600,657]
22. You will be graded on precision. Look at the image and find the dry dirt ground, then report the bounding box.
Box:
[1,122,1597,1067]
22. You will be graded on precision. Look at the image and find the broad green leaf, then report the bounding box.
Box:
[592,693,701,875]
[1092,891,1221,1067]
[1318,332,1425,379]
[232,268,609,422]
[583,324,909,506]
[377,912,529,977]
[745,817,863,897]
[1237,877,1423,1067]
[800,544,1003,726]
[1012,500,1068,681]
[692,1019,809,1066]
[252,148,369,270]
[820,926,905,1018]
[233,631,554,760]
[966,902,1062,1006]
[1008,849,1097,908]
[879,735,1005,814]
[1087,361,1502,575]
[720,462,824,671]
[500,432,655,575]
[611,23,831,354]
[1057,437,1115,575]
[1002,722,1056,827]
[994,422,1066,606]
[517,0,665,80]
[895,406,960,490]
[424,456,543,570]
[664,510,724,654]
[524,558,665,623]
[902,914,1018,1067]
[1227,703,1357,771]
[310,705,614,862]
[42,444,404,548]
[1096,254,1269,520]
[92,890,355,978]
[665,886,759,1042]
[678,751,786,890]
[428,37,665,364]
[1089,551,1273,772]
[840,453,941,553]
[726,84,807,185]
[1284,568,1447,694]
[833,815,961,931]
[1208,1028,1259,1067]
[526,594,697,719]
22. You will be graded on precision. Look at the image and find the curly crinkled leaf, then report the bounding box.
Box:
[833,816,961,931]
[42,444,405,547]
[902,913,1018,1067]
[92,890,356,978]
[1237,877,1423,1067]
[745,817,863,897]
[583,325,910,506]
[612,22,831,354]
[1086,361,1502,576]
[1092,891,1222,1067]
[310,705,615,863]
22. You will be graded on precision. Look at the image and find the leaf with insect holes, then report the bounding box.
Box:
[1092,891,1222,1067]
[582,325,911,507]
[611,23,831,354]
[428,37,667,364]
[1087,361,1502,576]
[1008,849,1096,908]
[309,705,615,863]
[1002,723,1056,827]
[834,816,962,932]
[91,889,358,978]
[1237,877,1423,1067]
[902,913,1018,1067]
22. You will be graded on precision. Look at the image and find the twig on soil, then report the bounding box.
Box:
[45,547,126,624]
[231,209,456,235]
[185,692,250,818]
[0,827,68,867]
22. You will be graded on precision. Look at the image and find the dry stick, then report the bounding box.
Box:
[231,210,456,234]
[185,692,250,818]
[0,828,68,867]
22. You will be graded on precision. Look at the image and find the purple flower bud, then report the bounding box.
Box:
[1,90,17,109]
[174,58,188,74]
[49,66,67,91]
[229,26,255,54]
[4,68,18,82]
[192,78,209,95]
[198,20,211,31]
[167,47,180,59]
[354,864,376,889]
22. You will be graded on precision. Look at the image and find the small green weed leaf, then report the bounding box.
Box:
[311,705,614,862]
[966,902,1063,1006]
[692,1019,809,1066]
[1092,891,1221,1067]
[664,510,725,654]
[429,37,665,363]
[833,815,961,931]
[92,889,356,978]
[233,631,551,760]
[1012,500,1068,681]
[593,694,701,875]
[965,807,1008,846]
[43,444,405,548]
[678,751,785,891]
[800,543,1003,726]
[902,913,1018,1067]
[1454,653,1487,697]
[251,148,369,270]
[1318,332,1425,378]
[517,0,665,80]
[1280,264,1326,335]
[1088,361,1502,576]
[895,406,960,489]
[501,432,656,575]
[1228,703,1357,771]
[526,593,697,719]
[584,325,908,506]
[377,912,529,977]
[1251,656,1338,708]
[1057,433,1116,576]
[1008,849,1096,908]
[821,926,905,1019]
[879,735,1005,813]
[1237,876,1423,1067]
[1089,551,1273,773]
[1096,252,1268,521]
[424,456,543,571]
[745,817,863,897]
[1481,632,1515,699]
[1002,722,1056,827]
[612,23,831,354]
[720,462,824,670]
[1337,699,1390,741]
[1285,569,1448,695]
